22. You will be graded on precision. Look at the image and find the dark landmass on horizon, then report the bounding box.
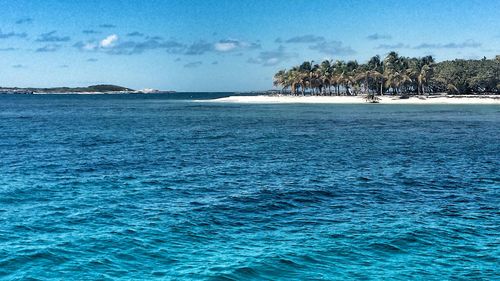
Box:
[0,84,176,94]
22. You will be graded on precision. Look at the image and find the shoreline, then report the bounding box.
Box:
[24,91,175,95]
[205,95,500,105]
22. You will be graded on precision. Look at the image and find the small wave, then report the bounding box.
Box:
[369,242,405,253]
[232,266,260,278]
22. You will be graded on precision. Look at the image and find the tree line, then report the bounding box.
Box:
[273,52,500,96]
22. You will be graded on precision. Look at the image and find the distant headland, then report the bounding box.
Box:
[0,84,175,94]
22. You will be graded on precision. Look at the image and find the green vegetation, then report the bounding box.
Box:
[0,84,133,93]
[273,52,500,97]
[77,84,133,92]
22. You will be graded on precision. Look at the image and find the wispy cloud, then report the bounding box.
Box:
[15,18,33,25]
[247,45,296,66]
[36,31,70,42]
[279,35,355,56]
[374,40,481,50]
[184,61,202,68]
[0,29,27,39]
[185,41,213,55]
[35,44,61,52]
[74,36,261,56]
[285,35,325,43]
[74,41,98,51]
[75,35,186,55]
[99,24,116,28]
[0,47,18,51]
[146,35,163,40]
[309,40,356,56]
[214,40,241,52]
[83,30,101,35]
[414,39,481,49]
[367,33,392,40]
[110,39,185,55]
[375,43,410,49]
[214,39,260,52]
[127,32,145,37]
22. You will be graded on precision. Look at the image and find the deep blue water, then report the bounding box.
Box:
[0,93,499,280]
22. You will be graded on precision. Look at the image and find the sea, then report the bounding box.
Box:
[0,93,498,280]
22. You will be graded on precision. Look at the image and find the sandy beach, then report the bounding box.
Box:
[207,95,500,105]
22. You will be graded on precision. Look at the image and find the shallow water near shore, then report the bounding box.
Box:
[0,93,499,280]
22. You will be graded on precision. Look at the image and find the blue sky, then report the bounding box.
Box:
[0,0,499,91]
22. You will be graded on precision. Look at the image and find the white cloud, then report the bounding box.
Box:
[73,36,260,56]
[83,42,98,50]
[213,39,260,53]
[214,41,238,52]
[100,34,118,48]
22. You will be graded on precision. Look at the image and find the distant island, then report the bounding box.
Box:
[0,84,175,94]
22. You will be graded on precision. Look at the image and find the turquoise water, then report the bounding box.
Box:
[0,94,499,280]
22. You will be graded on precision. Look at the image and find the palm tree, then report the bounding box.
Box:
[417,56,434,95]
[433,77,459,94]
[366,55,384,95]
[288,67,306,95]
[273,69,287,93]
[318,60,332,95]
[417,64,433,95]
[330,60,346,95]
[406,56,435,95]
[287,69,298,95]
[337,71,350,95]
[383,52,411,95]
[368,55,383,73]
[273,51,497,96]
[385,71,411,95]
[355,70,383,102]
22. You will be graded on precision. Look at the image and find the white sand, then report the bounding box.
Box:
[205,95,500,105]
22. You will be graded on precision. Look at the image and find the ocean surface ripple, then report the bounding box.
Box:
[0,94,499,280]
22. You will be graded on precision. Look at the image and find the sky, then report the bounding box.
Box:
[0,0,499,91]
